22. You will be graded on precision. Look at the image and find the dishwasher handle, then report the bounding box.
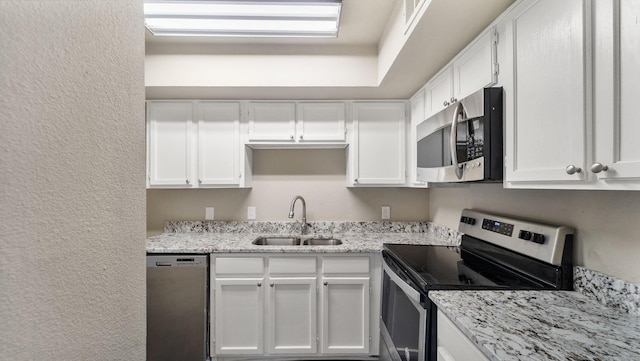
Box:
[146,255,207,268]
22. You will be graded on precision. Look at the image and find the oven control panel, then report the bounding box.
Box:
[481,218,514,236]
[458,209,574,266]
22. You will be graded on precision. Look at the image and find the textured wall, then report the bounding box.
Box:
[147,149,430,234]
[0,2,146,360]
[429,184,640,285]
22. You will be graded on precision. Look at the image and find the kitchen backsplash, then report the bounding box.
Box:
[164,220,463,244]
[574,266,640,316]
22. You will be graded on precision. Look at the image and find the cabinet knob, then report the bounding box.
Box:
[565,165,582,175]
[323,281,328,286]
[590,163,609,173]
[443,100,450,107]
[186,179,190,184]
[270,283,274,287]
[299,135,303,140]
[198,179,202,184]
[354,178,359,183]
[257,282,262,287]
[450,97,457,103]
[290,134,294,140]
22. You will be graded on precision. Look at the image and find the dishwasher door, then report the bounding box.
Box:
[147,255,208,361]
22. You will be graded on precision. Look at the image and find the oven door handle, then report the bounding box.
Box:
[383,261,422,303]
[450,101,465,180]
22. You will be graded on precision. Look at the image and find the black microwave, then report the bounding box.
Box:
[416,87,503,183]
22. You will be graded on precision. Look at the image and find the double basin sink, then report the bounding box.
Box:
[252,235,342,246]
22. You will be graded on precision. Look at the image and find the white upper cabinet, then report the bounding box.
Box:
[247,102,296,142]
[198,102,241,186]
[147,101,193,187]
[247,101,346,146]
[409,89,428,187]
[147,101,250,189]
[349,102,406,186]
[503,0,640,189]
[452,28,497,102]
[503,0,591,185]
[592,0,640,187]
[425,28,497,118]
[297,102,346,142]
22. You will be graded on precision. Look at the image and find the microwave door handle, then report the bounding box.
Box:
[450,102,464,180]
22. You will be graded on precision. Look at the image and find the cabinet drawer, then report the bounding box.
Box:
[215,257,264,274]
[322,256,369,274]
[269,257,316,274]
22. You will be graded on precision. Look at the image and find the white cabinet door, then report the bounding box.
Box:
[321,277,370,354]
[504,0,591,184]
[147,101,193,187]
[409,89,428,187]
[350,102,406,186]
[268,277,317,354]
[452,28,497,101]
[593,0,640,185]
[297,102,346,142]
[437,311,489,361]
[247,102,296,142]
[214,278,265,355]
[425,69,453,118]
[198,102,241,186]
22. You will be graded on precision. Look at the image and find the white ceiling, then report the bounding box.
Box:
[145,0,515,99]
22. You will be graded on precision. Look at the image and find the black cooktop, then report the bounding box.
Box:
[383,240,559,295]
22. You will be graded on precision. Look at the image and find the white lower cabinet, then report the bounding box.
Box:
[437,310,489,361]
[321,276,370,354]
[212,254,379,359]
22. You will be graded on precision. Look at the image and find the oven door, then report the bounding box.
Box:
[380,260,427,361]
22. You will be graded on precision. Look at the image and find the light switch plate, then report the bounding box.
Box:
[205,207,214,220]
[381,206,391,220]
[247,206,256,220]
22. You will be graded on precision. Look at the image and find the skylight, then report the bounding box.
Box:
[144,0,343,38]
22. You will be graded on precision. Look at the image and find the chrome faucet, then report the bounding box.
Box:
[288,195,307,235]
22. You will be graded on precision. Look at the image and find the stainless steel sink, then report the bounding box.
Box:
[302,238,343,246]
[252,236,301,246]
[251,236,342,246]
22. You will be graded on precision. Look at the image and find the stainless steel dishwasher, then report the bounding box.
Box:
[147,255,208,361]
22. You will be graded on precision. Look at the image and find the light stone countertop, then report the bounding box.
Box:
[146,231,457,254]
[429,290,640,361]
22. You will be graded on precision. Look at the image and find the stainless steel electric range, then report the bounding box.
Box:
[380,209,574,361]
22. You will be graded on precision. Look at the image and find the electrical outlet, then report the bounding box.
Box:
[381,206,391,220]
[205,207,214,220]
[247,206,256,220]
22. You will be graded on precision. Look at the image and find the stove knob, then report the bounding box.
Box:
[519,230,532,241]
[532,233,545,244]
[467,217,476,225]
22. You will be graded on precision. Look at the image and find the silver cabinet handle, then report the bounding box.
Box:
[198,179,202,184]
[450,102,465,180]
[270,283,274,287]
[450,97,457,103]
[186,179,190,184]
[257,282,262,287]
[443,100,450,107]
[290,134,294,140]
[591,163,609,173]
[565,165,582,175]
[299,135,303,140]
[354,178,359,183]
[323,281,328,286]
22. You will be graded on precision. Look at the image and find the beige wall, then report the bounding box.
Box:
[0,2,146,360]
[147,149,430,233]
[429,184,640,285]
